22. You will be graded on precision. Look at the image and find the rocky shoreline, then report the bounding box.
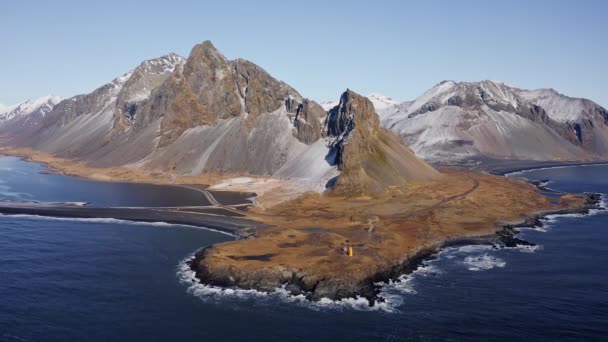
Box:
[188,192,603,304]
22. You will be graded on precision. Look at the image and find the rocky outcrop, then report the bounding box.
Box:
[292,99,325,144]
[190,246,386,301]
[325,89,441,193]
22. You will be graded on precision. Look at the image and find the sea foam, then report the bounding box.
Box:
[177,254,398,313]
[0,213,235,236]
[463,254,506,271]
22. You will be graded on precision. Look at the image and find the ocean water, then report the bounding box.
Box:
[1,157,607,341]
[0,156,210,207]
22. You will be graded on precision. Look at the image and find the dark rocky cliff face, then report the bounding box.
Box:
[325,90,441,194]
[292,99,325,144]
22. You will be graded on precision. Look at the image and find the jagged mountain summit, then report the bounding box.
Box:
[380,80,608,162]
[324,89,441,193]
[0,95,63,125]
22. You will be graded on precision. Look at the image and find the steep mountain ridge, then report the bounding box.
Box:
[381,80,606,162]
[135,42,304,148]
[113,53,186,131]
[325,89,441,193]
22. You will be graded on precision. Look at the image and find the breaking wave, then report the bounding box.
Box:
[0,213,235,236]
[463,254,506,271]
[505,163,608,178]
[176,255,397,312]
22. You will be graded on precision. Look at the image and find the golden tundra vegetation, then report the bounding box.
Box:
[200,169,586,284]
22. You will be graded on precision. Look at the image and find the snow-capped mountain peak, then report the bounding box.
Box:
[515,87,599,123]
[319,100,339,111]
[116,53,186,104]
[0,95,63,123]
[320,93,397,112]
[380,80,608,162]
[367,93,398,111]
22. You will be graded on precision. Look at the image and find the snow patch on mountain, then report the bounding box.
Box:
[381,80,602,161]
[0,95,63,123]
[320,93,398,113]
[123,53,185,103]
[367,93,398,111]
[516,88,599,123]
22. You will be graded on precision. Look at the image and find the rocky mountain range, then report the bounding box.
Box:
[380,80,608,162]
[0,41,436,193]
[2,41,607,189]
[0,95,63,128]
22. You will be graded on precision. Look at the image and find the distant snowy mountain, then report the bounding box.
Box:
[0,95,63,124]
[320,92,397,112]
[380,80,608,162]
[320,100,339,111]
[516,88,605,124]
[0,52,186,164]
[366,93,398,111]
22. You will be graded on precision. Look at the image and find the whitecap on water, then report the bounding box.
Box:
[463,254,506,271]
[453,244,495,253]
[0,213,235,236]
[514,244,543,253]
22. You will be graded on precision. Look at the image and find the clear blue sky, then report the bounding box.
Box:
[1,0,606,107]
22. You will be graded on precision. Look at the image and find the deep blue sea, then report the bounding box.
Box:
[1,156,607,341]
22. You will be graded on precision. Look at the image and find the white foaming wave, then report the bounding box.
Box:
[519,197,608,232]
[378,261,442,301]
[0,184,32,200]
[452,244,495,253]
[177,255,398,313]
[543,196,607,223]
[505,163,608,177]
[0,213,235,237]
[66,201,88,206]
[516,221,550,233]
[463,254,506,271]
[514,244,543,253]
[546,213,585,220]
